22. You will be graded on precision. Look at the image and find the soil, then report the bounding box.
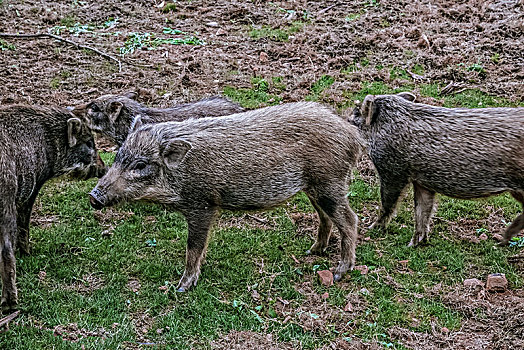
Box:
[1,0,522,109]
[1,1,523,349]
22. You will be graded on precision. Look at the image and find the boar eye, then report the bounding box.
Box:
[131,160,147,171]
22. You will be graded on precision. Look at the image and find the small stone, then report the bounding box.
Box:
[317,270,333,287]
[486,273,508,292]
[156,328,164,335]
[206,21,219,27]
[441,327,450,334]
[479,233,488,241]
[363,236,371,241]
[359,288,370,296]
[343,301,353,312]
[463,278,484,288]
[354,265,369,275]
[259,51,269,63]
[321,292,329,299]
[38,271,47,282]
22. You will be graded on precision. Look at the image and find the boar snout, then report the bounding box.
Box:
[89,189,106,210]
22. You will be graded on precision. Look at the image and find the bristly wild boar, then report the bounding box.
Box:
[0,105,106,312]
[352,92,524,246]
[73,92,245,146]
[89,102,363,291]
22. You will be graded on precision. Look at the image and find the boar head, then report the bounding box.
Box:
[89,120,191,209]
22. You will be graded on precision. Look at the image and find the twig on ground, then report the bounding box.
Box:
[0,310,20,331]
[441,81,469,95]
[0,32,122,72]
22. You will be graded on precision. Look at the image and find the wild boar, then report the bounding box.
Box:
[352,92,524,246]
[89,102,363,291]
[0,105,106,312]
[73,93,245,146]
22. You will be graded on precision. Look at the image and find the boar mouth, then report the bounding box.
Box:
[89,188,123,209]
[89,194,105,210]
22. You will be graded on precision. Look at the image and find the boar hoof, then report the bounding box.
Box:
[1,300,18,314]
[498,239,510,247]
[306,244,326,256]
[334,262,353,282]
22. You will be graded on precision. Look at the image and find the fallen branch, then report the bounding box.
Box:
[0,32,122,72]
[0,310,20,331]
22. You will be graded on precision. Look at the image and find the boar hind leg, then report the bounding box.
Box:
[1,198,18,313]
[373,177,409,230]
[307,188,358,282]
[177,208,218,292]
[306,196,333,255]
[409,182,437,247]
[501,191,524,245]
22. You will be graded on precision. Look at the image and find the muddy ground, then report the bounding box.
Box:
[1,0,523,349]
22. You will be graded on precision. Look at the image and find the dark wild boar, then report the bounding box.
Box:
[0,105,106,312]
[352,92,524,246]
[89,102,363,291]
[73,93,245,146]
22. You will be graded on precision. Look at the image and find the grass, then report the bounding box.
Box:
[1,86,523,349]
[305,75,335,102]
[223,77,282,108]
[249,21,305,42]
[119,29,204,56]
[0,39,16,51]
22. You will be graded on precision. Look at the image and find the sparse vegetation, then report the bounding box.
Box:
[119,30,204,56]
[223,77,282,108]
[0,38,15,51]
[249,21,305,42]
[305,75,335,101]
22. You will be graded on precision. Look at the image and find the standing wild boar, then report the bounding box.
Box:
[0,105,106,312]
[89,102,363,291]
[73,93,245,146]
[352,92,524,246]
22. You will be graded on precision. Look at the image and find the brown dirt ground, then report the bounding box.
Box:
[1,0,522,108]
[1,1,523,349]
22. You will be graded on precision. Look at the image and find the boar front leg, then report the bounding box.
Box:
[501,191,524,245]
[409,182,437,247]
[372,175,409,230]
[16,194,37,255]
[1,197,18,313]
[177,207,219,292]
[306,196,333,255]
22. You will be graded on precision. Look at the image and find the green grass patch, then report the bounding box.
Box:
[120,29,204,56]
[0,38,16,51]
[223,77,282,108]
[249,21,305,42]
[305,75,335,101]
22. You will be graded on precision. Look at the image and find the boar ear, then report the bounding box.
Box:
[124,91,138,100]
[108,101,124,123]
[69,104,87,117]
[162,139,192,170]
[361,95,378,125]
[67,117,83,147]
[129,115,143,133]
[397,92,416,102]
